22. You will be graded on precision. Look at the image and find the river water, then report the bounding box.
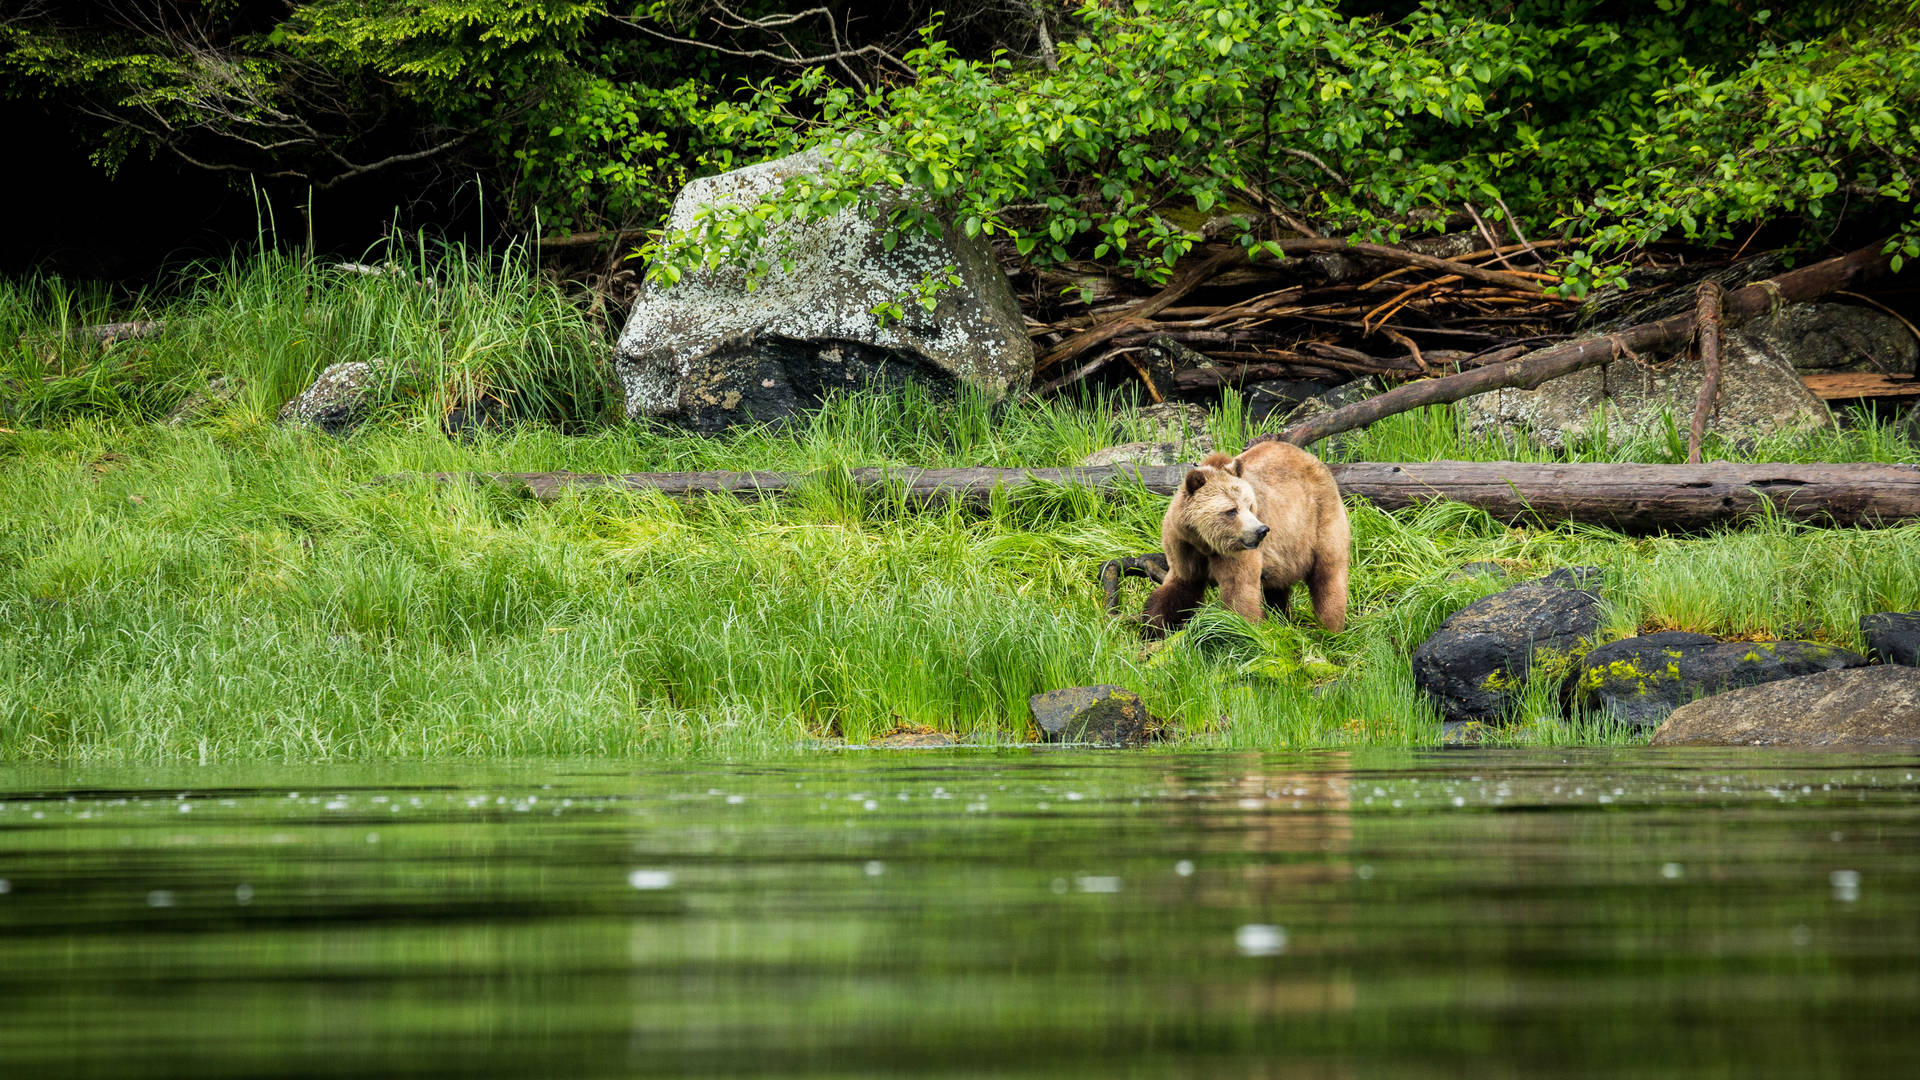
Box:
[1,750,1915,1078]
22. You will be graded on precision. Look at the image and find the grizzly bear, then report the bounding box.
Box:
[1142,440,1350,636]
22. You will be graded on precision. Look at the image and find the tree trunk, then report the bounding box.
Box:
[421,461,1920,532]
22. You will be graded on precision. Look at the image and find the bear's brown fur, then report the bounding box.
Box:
[1142,440,1350,636]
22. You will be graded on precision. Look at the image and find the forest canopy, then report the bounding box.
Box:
[4,1,1915,288]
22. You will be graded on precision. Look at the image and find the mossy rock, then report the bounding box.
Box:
[1572,631,1868,730]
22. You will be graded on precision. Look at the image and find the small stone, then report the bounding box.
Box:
[1448,562,1507,583]
[1029,685,1164,747]
[1572,633,1868,729]
[1861,612,1920,667]
[1440,720,1488,747]
[869,724,959,749]
[1650,666,1920,748]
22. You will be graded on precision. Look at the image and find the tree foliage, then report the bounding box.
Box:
[4,2,1915,288]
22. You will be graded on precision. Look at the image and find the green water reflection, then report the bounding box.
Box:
[1,751,1916,1078]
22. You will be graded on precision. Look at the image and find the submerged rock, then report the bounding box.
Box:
[1411,574,1602,724]
[1650,665,1920,748]
[1861,612,1920,667]
[1029,685,1164,746]
[1572,632,1868,729]
[279,361,377,434]
[615,149,1033,433]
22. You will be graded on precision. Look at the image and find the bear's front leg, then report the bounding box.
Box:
[1215,557,1266,625]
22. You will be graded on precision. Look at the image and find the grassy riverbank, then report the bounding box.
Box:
[4,252,1918,761]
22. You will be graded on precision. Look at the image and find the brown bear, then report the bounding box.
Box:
[1142,440,1349,636]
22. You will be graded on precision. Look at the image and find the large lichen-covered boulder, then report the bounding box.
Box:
[1410,571,1603,724]
[1455,316,1833,450]
[615,150,1034,433]
[1570,631,1868,730]
[1650,665,1920,748]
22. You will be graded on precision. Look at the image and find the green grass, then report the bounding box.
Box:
[3,251,1917,761]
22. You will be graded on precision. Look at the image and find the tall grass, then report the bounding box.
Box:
[2,238,616,429]
[3,252,1917,761]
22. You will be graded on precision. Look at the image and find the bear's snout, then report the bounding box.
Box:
[1242,524,1271,549]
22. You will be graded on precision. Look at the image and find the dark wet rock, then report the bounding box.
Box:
[1650,665,1920,748]
[1246,378,1334,423]
[164,375,244,427]
[443,397,506,438]
[279,361,378,434]
[1440,720,1489,747]
[1572,632,1868,730]
[1861,612,1920,667]
[1411,577,1603,724]
[1029,685,1164,746]
[870,724,960,748]
[615,149,1033,433]
[1540,566,1603,589]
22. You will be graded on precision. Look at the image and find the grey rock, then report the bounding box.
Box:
[1650,665,1920,748]
[1449,561,1507,583]
[1029,685,1164,746]
[1079,438,1213,468]
[1455,320,1833,450]
[1411,579,1603,723]
[279,361,378,434]
[1861,611,1920,667]
[1572,632,1868,729]
[1116,401,1211,443]
[1279,377,1384,428]
[1739,302,1918,374]
[164,375,244,427]
[615,149,1033,433]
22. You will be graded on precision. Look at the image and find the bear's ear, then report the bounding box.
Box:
[1224,458,1244,477]
[1183,468,1209,495]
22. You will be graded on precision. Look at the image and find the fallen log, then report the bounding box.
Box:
[414,461,1920,531]
[1273,241,1898,448]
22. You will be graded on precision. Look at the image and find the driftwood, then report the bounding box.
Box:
[1275,241,1896,447]
[416,461,1920,532]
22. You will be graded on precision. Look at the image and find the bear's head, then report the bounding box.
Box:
[1181,453,1270,554]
